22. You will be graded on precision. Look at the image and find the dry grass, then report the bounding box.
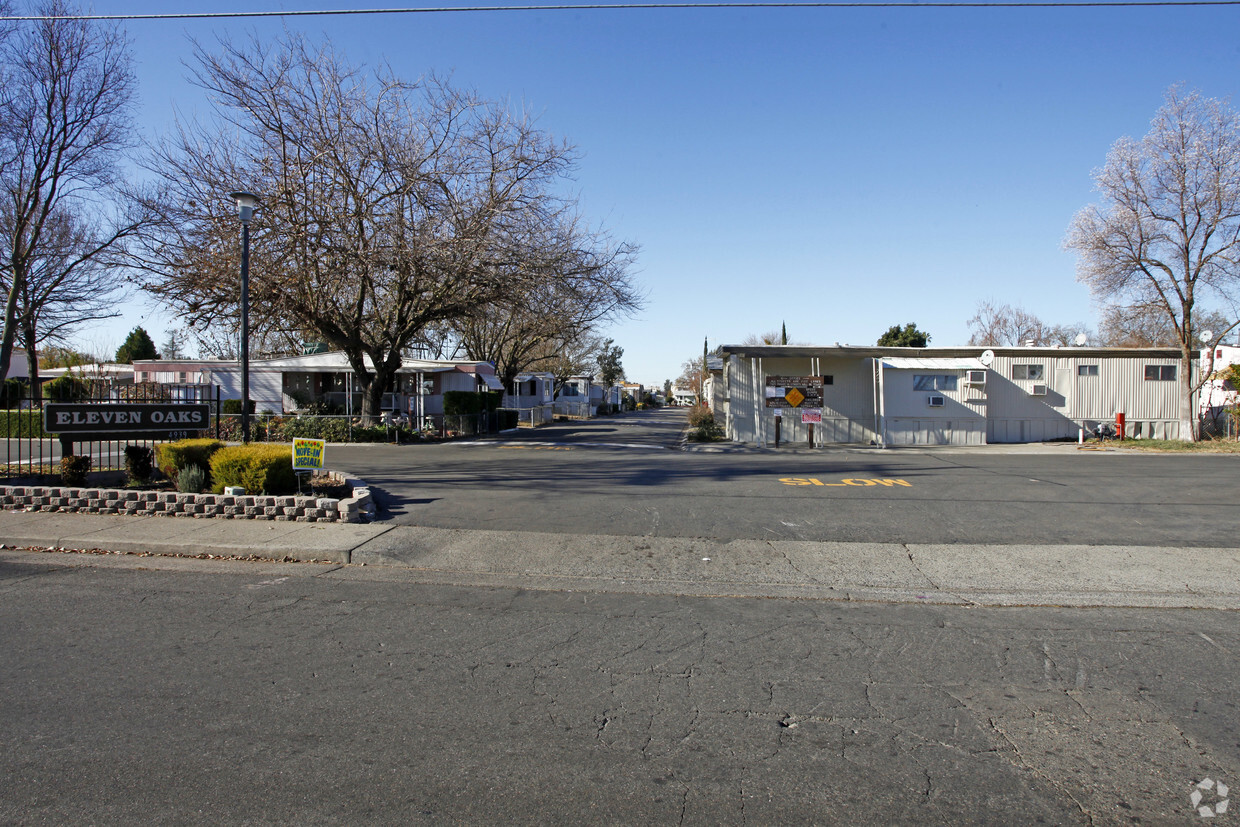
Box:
[1108,438,1240,453]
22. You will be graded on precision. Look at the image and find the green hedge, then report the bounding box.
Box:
[1,379,26,409]
[208,444,298,495]
[44,374,90,402]
[0,410,47,438]
[443,390,501,415]
[155,438,226,480]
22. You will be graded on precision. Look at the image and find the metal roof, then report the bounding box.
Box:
[880,357,986,370]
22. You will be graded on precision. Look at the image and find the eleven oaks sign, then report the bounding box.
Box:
[44,403,210,436]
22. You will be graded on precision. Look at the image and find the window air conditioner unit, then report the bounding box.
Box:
[928,395,945,407]
[1030,384,1048,396]
[966,369,987,385]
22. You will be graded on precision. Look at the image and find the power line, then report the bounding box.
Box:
[2,0,1240,21]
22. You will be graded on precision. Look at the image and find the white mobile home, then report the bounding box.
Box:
[503,372,555,426]
[135,351,502,417]
[721,345,1194,446]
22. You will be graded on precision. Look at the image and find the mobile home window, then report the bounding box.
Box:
[1077,365,1099,377]
[912,374,957,391]
[1144,365,1176,381]
[562,384,580,397]
[1012,364,1044,381]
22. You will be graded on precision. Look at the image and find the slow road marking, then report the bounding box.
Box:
[501,445,574,451]
[779,477,912,487]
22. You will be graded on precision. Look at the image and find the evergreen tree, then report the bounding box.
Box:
[877,323,930,348]
[115,326,158,362]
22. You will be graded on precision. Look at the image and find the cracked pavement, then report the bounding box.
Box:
[2,554,1237,825]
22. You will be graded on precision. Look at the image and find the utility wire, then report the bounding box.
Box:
[3,1,1240,21]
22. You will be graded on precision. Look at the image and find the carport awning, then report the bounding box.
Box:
[880,357,986,371]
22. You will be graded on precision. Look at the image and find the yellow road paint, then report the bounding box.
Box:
[779,476,911,487]
[501,445,574,451]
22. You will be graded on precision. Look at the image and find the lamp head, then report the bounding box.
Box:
[229,191,258,224]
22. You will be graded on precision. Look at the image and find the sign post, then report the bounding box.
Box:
[765,377,827,446]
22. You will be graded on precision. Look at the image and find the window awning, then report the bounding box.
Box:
[880,357,986,371]
[479,374,504,391]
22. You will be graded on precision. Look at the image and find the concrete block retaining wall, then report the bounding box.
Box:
[0,482,373,523]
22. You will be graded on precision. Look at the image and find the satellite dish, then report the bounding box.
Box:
[979,349,995,366]
[1073,333,1088,346]
[1201,330,1214,343]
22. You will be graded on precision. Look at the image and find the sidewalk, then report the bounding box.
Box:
[2,510,1237,609]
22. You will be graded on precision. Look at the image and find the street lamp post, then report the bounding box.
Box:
[229,191,258,443]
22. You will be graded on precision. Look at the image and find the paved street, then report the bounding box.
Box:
[3,410,1240,824]
[337,409,1240,548]
[2,554,1238,825]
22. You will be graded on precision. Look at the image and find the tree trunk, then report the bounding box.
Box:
[23,326,41,404]
[1180,351,1197,441]
[0,274,23,387]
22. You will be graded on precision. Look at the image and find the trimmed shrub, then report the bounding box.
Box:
[155,438,225,480]
[209,444,298,495]
[0,409,46,438]
[124,445,155,485]
[59,454,92,486]
[0,378,27,409]
[443,390,502,416]
[45,374,89,402]
[221,398,256,415]
[443,391,482,416]
[175,464,206,494]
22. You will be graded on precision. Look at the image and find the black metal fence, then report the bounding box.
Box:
[0,381,219,482]
[1,379,521,483]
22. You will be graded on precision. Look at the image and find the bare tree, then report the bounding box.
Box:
[966,299,1091,347]
[4,206,124,396]
[1096,303,1235,348]
[448,219,640,387]
[1067,88,1240,440]
[0,0,138,384]
[129,33,635,421]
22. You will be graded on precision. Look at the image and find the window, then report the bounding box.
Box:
[913,374,957,391]
[1144,365,1176,381]
[562,384,580,397]
[1078,365,1099,377]
[1012,364,1044,381]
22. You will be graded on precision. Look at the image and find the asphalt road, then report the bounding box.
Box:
[334,409,1240,548]
[2,554,1238,825]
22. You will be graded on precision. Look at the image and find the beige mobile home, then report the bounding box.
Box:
[721,345,1193,446]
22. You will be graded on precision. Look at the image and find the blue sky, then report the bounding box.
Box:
[74,0,1240,385]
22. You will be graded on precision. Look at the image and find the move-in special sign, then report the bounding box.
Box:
[765,376,826,408]
[44,403,211,435]
[292,438,326,470]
